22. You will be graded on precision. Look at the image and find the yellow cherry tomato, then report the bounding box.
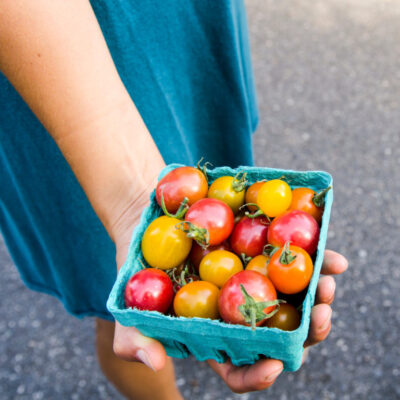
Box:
[141,216,192,270]
[208,174,247,214]
[173,281,219,319]
[257,179,292,217]
[199,250,243,288]
[246,254,269,276]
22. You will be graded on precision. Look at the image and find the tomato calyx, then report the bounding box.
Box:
[196,157,213,183]
[312,186,332,208]
[240,253,252,266]
[279,242,297,265]
[231,171,248,192]
[167,262,199,293]
[262,244,279,257]
[176,221,210,248]
[160,192,189,219]
[239,203,271,221]
[238,285,283,330]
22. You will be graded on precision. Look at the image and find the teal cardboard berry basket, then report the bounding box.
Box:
[107,164,333,371]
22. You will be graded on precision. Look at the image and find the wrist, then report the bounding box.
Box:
[53,98,165,241]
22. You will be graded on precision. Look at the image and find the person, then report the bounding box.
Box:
[0,1,348,399]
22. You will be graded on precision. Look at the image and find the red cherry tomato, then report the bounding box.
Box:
[218,270,278,329]
[189,241,231,272]
[268,210,320,255]
[184,198,235,246]
[265,303,301,331]
[245,181,264,212]
[156,166,208,213]
[124,268,174,313]
[230,216,269,257]
[268,243,314,294]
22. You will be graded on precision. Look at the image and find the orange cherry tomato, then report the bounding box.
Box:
[268,243,313,294]
[245,181,264,212]
[199,250,243,288]
[173,281,219,319]
[257,179,292,218]
[265,303,301,331]
[290,187,327,224]
[246,254,269,276]
[141,216,192,270]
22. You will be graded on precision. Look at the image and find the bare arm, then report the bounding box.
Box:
[0,0,165,240]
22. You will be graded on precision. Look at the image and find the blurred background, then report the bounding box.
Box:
[1,0,399,399]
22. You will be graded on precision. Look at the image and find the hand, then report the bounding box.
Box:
[207,249,348,393]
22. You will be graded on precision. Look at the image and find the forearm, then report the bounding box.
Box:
[0,0,164,239]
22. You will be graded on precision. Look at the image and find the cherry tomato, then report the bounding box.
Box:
[289,188,324,224]
[141,216,192,269]
[172,274,199,293]
[257,179,292,217]
[265,303,301,331]
[246,254,269,276]
[230,216,269,257]
[199,250,243,288]
[218,270,278,329]
[184,198,235,246]
[167,262,199,293]
[208,173,247,214]
[245,181,264,212]
[173,281,219,319]
[156,166,208,213]
[268,243,313,294]
[268,210,320,255]
[125,268,174,313]
[189,241,231,272]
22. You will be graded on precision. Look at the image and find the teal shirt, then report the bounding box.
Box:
[0,0,258,319]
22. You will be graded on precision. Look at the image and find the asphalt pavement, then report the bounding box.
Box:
[1,1,400,399]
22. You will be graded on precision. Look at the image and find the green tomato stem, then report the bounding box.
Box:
[175,221,210,248]
[240,203,270,221]
[312,186,332,208]
[279,241,297,265]
[196,157,213,183]
[238,284,283,330]
[241,253,252,266]
[232,171,248,192]
[160,192,189,220]
[262,244,279,257]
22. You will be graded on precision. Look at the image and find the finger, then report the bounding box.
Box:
[315,276,336,305]
[113,321,167,371]
[208,358,283,393]
[321,250,348,275]
[304,304,332,347]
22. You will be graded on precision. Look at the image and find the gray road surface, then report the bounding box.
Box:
[1,1,400,399]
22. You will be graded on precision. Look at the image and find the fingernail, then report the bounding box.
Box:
[265,367,283,383]
[319,308,332,332]
[136,349,156,371]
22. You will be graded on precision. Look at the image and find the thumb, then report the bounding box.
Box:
[113,321,167,371]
